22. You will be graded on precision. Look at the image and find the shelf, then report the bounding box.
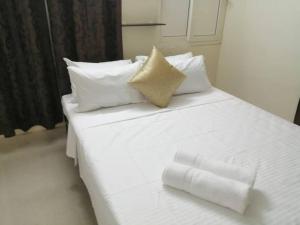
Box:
[122,23,166,27]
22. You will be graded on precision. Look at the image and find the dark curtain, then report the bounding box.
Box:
[0,0,123,137]
[0,0,62,137]
[47,0,123,95]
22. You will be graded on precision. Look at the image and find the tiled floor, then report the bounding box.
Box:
[0,127,97,225]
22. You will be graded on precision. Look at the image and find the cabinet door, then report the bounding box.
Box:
[160,0,190,37]
[187,0,227,43]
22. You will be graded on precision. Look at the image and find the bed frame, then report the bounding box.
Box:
[295,98,300,125]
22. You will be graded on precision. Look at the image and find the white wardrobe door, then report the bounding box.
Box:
[161,0,190,37]
[189,0,220,36]
[187,0,226,43]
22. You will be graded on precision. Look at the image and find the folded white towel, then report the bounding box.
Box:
[162,162,251,214]
[174,150,256,187]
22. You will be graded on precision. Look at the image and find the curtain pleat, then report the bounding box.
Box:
[47,0,123,95]
[0,0,62,137]
[0,0,123,137]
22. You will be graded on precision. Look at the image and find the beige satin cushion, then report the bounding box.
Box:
[129,47,186,107]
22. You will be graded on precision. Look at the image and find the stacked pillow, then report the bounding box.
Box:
[63,58,132,102]
[173,55,211,95]
[67,62,144,112]
[129,47,186,107]
[64,47,211,112]
[134,49,211,96]
[63,58,132,70]
[129,47,211,107]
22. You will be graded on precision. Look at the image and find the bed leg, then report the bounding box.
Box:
[64,116,69,133]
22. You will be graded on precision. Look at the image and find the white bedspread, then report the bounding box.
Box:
[62,88,300,225]
[62,88,231,159]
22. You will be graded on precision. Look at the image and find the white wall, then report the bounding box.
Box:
[122,0,221,84]
[216,0,300,121]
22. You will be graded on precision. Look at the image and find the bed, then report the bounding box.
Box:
[62,87,300,225]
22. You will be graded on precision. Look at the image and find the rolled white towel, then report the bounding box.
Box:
[162,162,251,214]
[174,150,256,187]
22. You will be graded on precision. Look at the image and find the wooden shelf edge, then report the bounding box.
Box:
[122,23,166,27]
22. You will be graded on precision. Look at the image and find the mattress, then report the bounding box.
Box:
[62,88,300,225]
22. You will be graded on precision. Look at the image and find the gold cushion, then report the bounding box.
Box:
[129,47,186,107]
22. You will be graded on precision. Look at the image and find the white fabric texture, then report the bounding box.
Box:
[162,162,251,214]
[173,55,211,95]
[174,150,256,186]
[67,61,144,112]
[63,58,132,70]
[61,88,229,159]
[62,88,300,225]
[63,58,132,101]
[135,53,211,95]
[135,52,193,64]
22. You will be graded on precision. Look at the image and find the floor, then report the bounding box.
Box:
[0,127,98,225]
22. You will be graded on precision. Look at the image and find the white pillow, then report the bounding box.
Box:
[63,58,132,70]
[173,55,211,95]
[135,52,193,64]
[67,61,144,112]
[63,58,132,102]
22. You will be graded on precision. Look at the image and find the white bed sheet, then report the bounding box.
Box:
[62,89,300,225]
[61,88,231,159]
